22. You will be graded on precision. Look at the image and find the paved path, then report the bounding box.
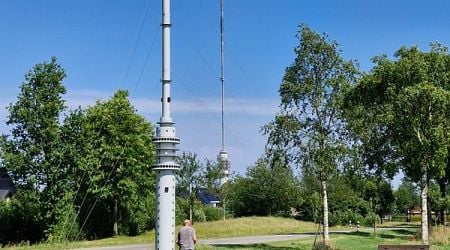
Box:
[200,233,317,245]
[73,244,151,250]
[72,227,415,250]
[72,234,314,250]
[72,232,343,250]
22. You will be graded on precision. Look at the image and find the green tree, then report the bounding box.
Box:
[428,181,450,225]
[298,169,321,223]
[434,154,450,225]
[394,180,420,219]
[362,178,394,224]
[327,176,370,226]
[264,24,358,246]
[345,44,450,244]
[228,155,301,217]
[203,159,229,220]
[77,90,155,237]
[176,152,205,223]
[0,57,67,241]
[356,177,394,236]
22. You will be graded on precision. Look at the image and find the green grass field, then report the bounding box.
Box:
[4,217,450,250]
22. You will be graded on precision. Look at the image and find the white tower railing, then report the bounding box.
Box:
[153,0,180,249]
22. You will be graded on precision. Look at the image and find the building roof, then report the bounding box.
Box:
[0,174,15,199]
[197,188,220,205]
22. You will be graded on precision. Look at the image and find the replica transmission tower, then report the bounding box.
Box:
[152,0,180,249]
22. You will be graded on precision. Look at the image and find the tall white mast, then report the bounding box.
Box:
[153,0,180,249]
[217,0,230,186]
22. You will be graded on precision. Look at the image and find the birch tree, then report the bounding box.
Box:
[264,24,358,246]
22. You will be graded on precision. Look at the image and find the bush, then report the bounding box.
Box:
[193,206,206,223]
[0,190,46,246]
[176,198,189,225]
[203,206,224,221]
[364,212,379,227]
[121,192,156,236]
[329,210,364,227]
[47,192,80,243]
[0,201,13,246]
[78,199,113,240]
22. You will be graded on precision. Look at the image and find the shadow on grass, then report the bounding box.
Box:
[211,243,299,249]
[330,229,416,240]
[378,223,420,228]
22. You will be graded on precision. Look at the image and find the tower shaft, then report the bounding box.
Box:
[153,0,180,249]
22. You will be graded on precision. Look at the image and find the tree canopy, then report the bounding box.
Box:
[0,59,158,243]
[345,44,450,244]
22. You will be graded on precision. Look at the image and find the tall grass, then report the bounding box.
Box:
[430,225,450,245]
[193,216,319,238]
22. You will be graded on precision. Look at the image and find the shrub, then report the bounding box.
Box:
[47,192,80,243]
[329,210,363,227]
[121,192,156,236]
[203,206,223,221]
[0,201,13,246]
[193,206,206,223]
[364,212,379,227]
[176,198,189,225]
[0,190,46,245]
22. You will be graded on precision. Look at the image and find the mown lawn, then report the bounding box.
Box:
[197,228,449,250]
[3,217,320,250]
[4,217,450,250]
[195,221,450,250]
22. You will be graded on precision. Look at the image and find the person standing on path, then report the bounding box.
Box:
[177,219,197,250]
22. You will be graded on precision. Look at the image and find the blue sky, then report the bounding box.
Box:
[1,0,450,181]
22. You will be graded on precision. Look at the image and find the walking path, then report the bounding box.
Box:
[72,234,313,250]
[73,227,414,250]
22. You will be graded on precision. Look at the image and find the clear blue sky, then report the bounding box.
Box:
[1,0,450,181]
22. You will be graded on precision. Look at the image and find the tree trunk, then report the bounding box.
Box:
[223,198,226,221]
[322,180,330,246]
[421,171,429,245]
[373,221,377,237]
[427,196,432,227]
[189,204,193,223]
[189,185,193,224]
[438,177,447,225]
[113,198,118,236]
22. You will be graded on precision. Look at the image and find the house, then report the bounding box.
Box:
[197,188,220,207]
[0,173,15,201]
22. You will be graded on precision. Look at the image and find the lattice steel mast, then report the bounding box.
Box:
[217,0,230,186]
